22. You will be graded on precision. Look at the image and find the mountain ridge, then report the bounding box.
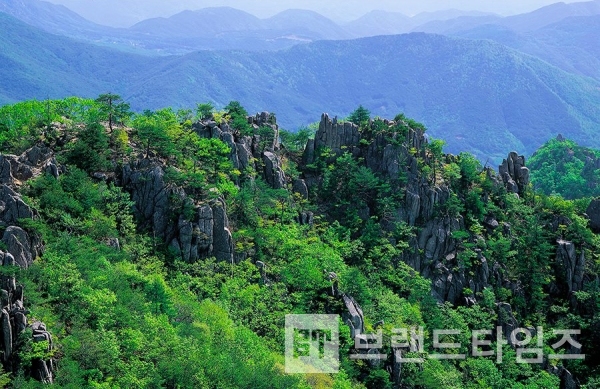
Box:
[2,11,600,163]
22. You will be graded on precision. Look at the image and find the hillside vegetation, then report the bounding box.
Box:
[2,12,600,163]
[528,136,600,199]
[0,97,598,388]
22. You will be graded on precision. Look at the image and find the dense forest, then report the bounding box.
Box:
[0,97,598,388]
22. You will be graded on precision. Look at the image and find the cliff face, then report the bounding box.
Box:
[193,111,286,189]
[300,113,589,314]
[0,146,55,383]
[118,111,287,264]
[120,160,234,263]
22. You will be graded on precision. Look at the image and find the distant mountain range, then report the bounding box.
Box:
[414,0,600,34]
[2,0,599,82]
[2,10,600,163]
[0,0,508,53]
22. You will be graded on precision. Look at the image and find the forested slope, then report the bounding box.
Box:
[0,98,598,388]
[3,11,600,162]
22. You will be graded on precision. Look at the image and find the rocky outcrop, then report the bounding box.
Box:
[121,160,234,263]
[310,114,360,160]
[0,145,59,186]
[586,198,600,233]
[499,152,530,195]
[0,185,37,227]
[2,226,42,269]
[0,147,54,382]
[262,151,286,189]
[497,302,519,345]
[192,111,287,189]
[342,294,365,340]
[302,114,514,306]
[555,240,585,299]
[30,321,54,383]
[292,179,309,199]
[549,365,577,389]
[296,211,314,226]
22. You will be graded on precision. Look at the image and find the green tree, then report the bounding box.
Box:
[67,118,110,172]
[132,109,178,159]
[225,100,252,135]
[348,105,370,126]
[95,93,131,133]
[196,102,214,120]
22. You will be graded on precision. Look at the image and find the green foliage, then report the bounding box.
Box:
[7,99,600,388]
[280,124,316,153]
[66,120,110,172]
[0,98,98,153]
[529,137,600,199]
[94,93,131,133]
[348,105,370,126]
[225,100,252,136]
[132,108,180,158]
[196,102,214,120]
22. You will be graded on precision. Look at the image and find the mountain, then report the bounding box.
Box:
[453,15,600,81]
[2,1,353,52]
[265,9,352,40]
[1,95,599,388]
[129,7,352,48]
[343,9,497,37]
[0,12,148,103]
[410,8,497,24]
[0,0,107,36]
[344,10,415,36]
[130,7,264,38]
[128,34,600,162]
[2,12,600,163]
[414,0,600,34]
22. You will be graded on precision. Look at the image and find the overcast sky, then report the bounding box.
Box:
[45,0,584,27]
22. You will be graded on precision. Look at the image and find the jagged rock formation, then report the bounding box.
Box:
[586,198,600,233]
[303,114,512,305]
[554,240,586,304]
[117,111,296,264]
[342,294,365,340]
[121,159,234,263]
[192,111,286,189]
[497,302,519,344]
[499,151,530,195]
[303,115,582,314]
[0,147,55,382]
[30,321,54,383]
[0,145,60,186]
[292,179,309,200]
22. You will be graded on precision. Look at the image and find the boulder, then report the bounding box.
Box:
[262,151,286,189]
[555,240,585,295]
[212,199,234,263]
[499,152,529,195]
[292,179,309,200]
[1,226,41,268]
[0,146,56,185]
[586,198,600,233]
[0,309,11,361]
[0,185,36,226]
[497,302,518,344]
[342,294,365,340]
[297,211,314,226]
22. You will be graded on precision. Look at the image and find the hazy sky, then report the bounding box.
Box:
[45,0,584,27]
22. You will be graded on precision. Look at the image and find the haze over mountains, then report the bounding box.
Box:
[1,0,600,162]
